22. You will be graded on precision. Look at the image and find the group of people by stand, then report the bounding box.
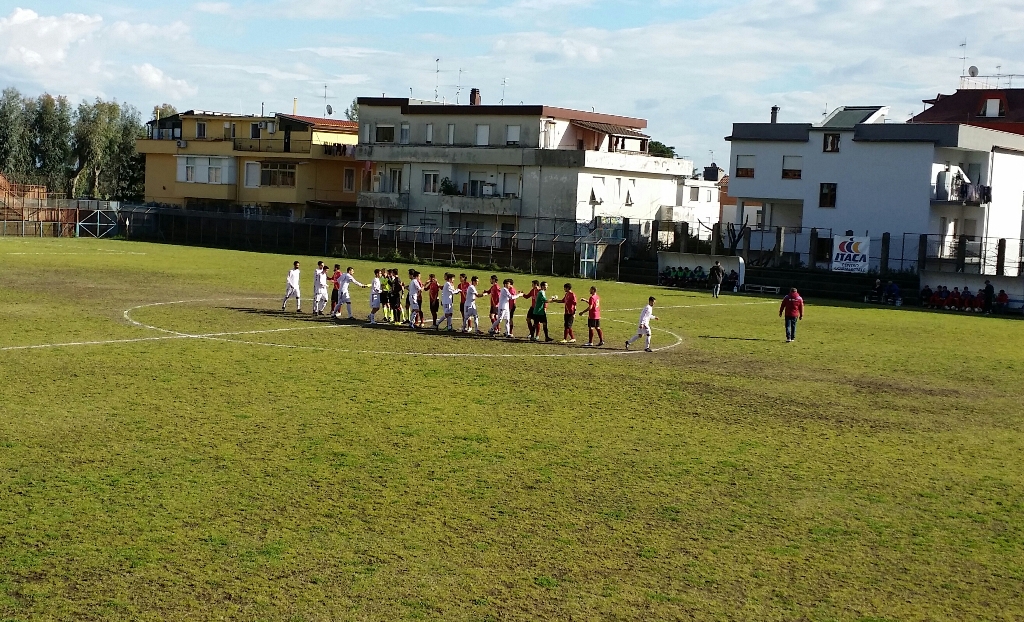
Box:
[659,260,739,296]
[920,281,1010,314]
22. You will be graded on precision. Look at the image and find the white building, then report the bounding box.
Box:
[726,105,1024,239]
[353,94,694,239]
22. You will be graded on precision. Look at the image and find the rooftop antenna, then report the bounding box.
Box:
[456,68,464,104]
[500,77,507,104]
[959,39,968,77]
[709,150,714,164]
[434,58,440,101]
[410,87,414,98]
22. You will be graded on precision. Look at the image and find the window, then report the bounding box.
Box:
[196,121,206,139]
[343,168,355,192]
[423,171,439,194]
[823,133,840,153]
[782,155,802,179]
[400,122,410,145]
[506,125,521,145]
[375,125,395,143]
[689,186,700,202]
[185,157,196,182]
[983,99,1004,118]
[447,123,456,145]
[736,155,755,178]
[231,123,236,139]
[361,123,371,143]
[261,162,296,187]
[250,123,261,139]
[425,123,433,144]
[819,183,837,208]
[503,173,519,197]
[208,163,222,184]
[244,162,260,187]
[706,189,713,202]
[476,124,490,146]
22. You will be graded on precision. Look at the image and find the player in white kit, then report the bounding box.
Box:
[625,296,659,352]
[462,276,482,333]
[368,269,383,324]
[332,267,367,319]
[313,261,330,315]
[439,273,458,331]
[489,279,522,338]
[281,261,301,312]
[407,271,423,328]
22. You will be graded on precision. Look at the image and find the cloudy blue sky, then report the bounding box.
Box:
[1,0,1022,164]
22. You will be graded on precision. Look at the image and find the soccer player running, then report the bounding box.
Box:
[549,282,578,343]
[779,287,804,342]
[489,279,522,338]
[462,276,483,333]
[440,273,458,331]
[625,296,659,352]
[530,281,553,342]
[281,260,301,312]
[426,274,441,327]
[333,267,368,319]
[368,269,383,324]
[578,286,604,347]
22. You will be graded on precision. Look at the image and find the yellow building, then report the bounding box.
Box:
[138,110,369,219]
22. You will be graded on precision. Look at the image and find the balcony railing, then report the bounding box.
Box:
[356,192,409,210]
[233,138,312,154]
[932,182,991,205]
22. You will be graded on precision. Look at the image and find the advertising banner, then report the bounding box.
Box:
[831,236,870,273]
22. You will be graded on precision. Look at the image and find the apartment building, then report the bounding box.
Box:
[138,110,363,218]
[353,91,693,237]
[726,105,1024,246]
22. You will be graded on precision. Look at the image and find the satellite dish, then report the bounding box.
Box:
[969,66,979,77]
[326,104,333,115]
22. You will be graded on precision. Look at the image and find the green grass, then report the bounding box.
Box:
[1,236,1023,621]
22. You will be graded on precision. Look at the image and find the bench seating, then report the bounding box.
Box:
[744,284,780,295]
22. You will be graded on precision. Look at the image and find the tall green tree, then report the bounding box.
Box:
[344,98,359,122]
[648,140,676,158]
[29,94,75,194]
[152,103,177,121]
[71,99,146,200]
[0,88,32,183]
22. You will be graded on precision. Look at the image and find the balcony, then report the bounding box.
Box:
[233,138,312,154]
[439,195,522,216]
[357,192,409,210]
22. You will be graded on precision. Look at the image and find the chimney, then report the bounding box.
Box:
[293,98,298,114]
[770,105,780,124]
[469,88,481,106]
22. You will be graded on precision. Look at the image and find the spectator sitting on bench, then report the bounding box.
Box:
[920,285,933,307]
[929,287,945,309]
[995,290,1010,313]
[725,270,739,291]
[692,266,707,287]
[884,281,902,305]
[945,287,961,310]
[972,291,985,313]
[961,287,974,312]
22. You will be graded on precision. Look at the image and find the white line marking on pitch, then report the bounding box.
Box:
[2,296,772,357]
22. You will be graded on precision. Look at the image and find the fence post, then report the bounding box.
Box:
[773,227,785,267]
[996,238,1006,276]
[741,227,751,264]
[680,222,689,253]
[673,222,684,252]
[880,232,890,274]
[808,228,819,269]
[955,236,967,272]
[918,234,928,273]
[650,220,660,260]
[711,222,722,255]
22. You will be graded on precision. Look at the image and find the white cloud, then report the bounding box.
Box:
[290,46,396,59]
[0,8,102,67]
[132,63,198,99]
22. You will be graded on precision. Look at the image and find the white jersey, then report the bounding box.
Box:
[409,278,422,299]
[314,268,328,291]
[497,286,517,310]
[638,304,655,328]
[465,284,480,309]
[339,272,364,296]
[371,277,382,294]
[286,268,301,289]
[441,282,457,307]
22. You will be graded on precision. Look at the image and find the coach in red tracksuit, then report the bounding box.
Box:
[779,288,804,343]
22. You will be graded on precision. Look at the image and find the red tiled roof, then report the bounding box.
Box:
[279,114,359,132]
[912,89,1024,136]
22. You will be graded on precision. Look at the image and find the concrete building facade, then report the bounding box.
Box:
[353,96,693,238]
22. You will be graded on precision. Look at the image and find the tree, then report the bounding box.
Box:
[71,99,146,200]
[648,140,676,158]
[29,94,75,194]
[152,103,177,121]
[343,98,359,122]
[0,88,32,183]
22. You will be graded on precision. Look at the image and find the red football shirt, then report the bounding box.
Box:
[562,291,577,314]
[458,281,469,303]
[488,284,501,308]
[427,280,440,302]
[587,294,600,319]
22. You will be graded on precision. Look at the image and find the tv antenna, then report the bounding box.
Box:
[434,59,441,100]
[500,77,507,104]
[322,84,336,117]
[959,40,968,77]
[456,68,465,104]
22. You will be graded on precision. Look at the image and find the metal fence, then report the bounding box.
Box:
[121,205,633,279]
[1,200,121,238]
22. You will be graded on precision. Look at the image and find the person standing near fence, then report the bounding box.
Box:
[983,279,995,314]
[709,261,725,298]
[780,287,804,343]
[281,261,301,312]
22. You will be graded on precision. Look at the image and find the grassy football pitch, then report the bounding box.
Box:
[1,237,1023,621]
